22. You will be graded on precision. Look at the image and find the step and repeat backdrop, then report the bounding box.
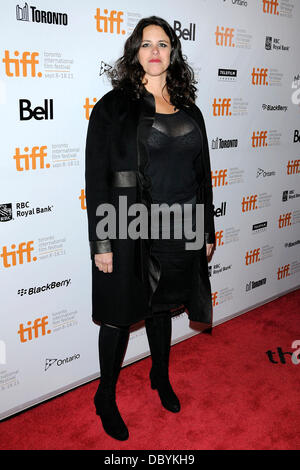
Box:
[1,0,299,419]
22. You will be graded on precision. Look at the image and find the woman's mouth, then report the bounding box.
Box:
[149,59,161,63]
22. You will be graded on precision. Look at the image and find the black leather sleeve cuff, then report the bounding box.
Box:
[205,232,215,244]
[89,239,112,259]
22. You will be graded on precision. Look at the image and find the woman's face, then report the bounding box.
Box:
[137,24,171,80]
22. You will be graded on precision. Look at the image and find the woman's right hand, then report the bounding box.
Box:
[94,252,113,273]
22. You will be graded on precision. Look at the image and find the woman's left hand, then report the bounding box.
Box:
[206,243,214,258]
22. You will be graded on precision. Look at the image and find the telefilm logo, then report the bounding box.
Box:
[45,354,80,372]
[19,99,53,121]
[16,3,68,25]
[218,68,237,82]
[252,221,268,234]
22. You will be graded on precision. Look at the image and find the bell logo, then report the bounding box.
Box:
[19,99,54,121]
[277,264,290,279]
[215,26,235,47]
[241,195,258,212]
[95,9,126,35]
[262,0,279,15]
[252,131,268,147]
[173,21,196,41]
[2,50,42,77]
[287,160,300,175]
[251,68,269,86]
[0,241,36,268]
[13,146,49,171]
[18,316,51,343]
[245,248,260,265]
[211,169,228,187]
[278,213,292,228]
[212,98,231,116]
[79,189,86,210]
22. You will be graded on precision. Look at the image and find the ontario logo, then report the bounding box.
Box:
[45,354,80,371]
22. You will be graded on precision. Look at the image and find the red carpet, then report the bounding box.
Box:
[1,289,300,450]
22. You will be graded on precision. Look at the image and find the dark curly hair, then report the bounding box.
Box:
[107,16,197,108]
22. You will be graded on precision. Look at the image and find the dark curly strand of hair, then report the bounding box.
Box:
[107,16,197,108]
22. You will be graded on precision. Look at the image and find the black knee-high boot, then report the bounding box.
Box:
[145,313,180,413]
[94,323,130,441]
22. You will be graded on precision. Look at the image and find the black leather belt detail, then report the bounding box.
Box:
[112,171,137,187]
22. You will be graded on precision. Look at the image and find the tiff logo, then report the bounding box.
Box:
[215,26,235,47]
[2,50,41,77]
[262,0,279,15]
[212,98,231,116]
[245,248,260,265]
[251,131,268,147]
[13,146,49,171]
[241,195,258,212]
[0,241,36,268]
[287,160,300,175]
[18,316,51,343]
[251,68,268,86]
[94,9,125,35]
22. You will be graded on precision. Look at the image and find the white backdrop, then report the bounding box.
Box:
[1,0,299,420]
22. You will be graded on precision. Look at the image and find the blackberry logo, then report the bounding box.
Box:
[17,288,27,296]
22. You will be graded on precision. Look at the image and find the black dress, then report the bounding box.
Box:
[145,109,203,314]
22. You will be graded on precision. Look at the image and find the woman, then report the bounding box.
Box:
[85,16,215,441]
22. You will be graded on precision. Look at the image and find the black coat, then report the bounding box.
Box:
[85,87,215,327]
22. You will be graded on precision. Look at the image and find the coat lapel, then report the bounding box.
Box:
[135,89,162,308]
